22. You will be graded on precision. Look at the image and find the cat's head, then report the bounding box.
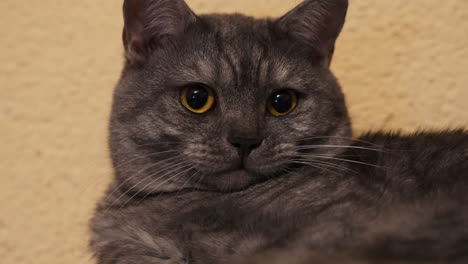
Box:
[110,0,351,193]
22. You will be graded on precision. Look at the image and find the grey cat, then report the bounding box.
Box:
[90,0,468,263]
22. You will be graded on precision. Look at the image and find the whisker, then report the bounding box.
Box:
[75,252,95,264]
[279,167,302,177]
[292,158,357,174]
[74,153,180,210]
[299,154,386,169]
[294,158,352,171]
[195,173,206,189]
[132,141,178,147]
[119,163,192,208]
[300,135,385,147]
[108,160,190,209]
[295,144,386,152]
[106,155,182,203]
[113,149,178,169]
[136,166,195,204]
[177,170,199,194]
[289,160,338,174]
[284,158,331,173]
[289,159,352,174]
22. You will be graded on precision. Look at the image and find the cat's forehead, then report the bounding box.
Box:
[176,15,310,94]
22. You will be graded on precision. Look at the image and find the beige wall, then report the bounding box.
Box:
[1,1,467,263]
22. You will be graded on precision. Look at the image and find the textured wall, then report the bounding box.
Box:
[1,0,467,263]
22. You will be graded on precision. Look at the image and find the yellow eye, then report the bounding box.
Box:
[267,89,298,116]
[180,84,215,114]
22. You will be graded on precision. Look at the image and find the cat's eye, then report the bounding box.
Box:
[267,89,298,116]
[180,83,215,114]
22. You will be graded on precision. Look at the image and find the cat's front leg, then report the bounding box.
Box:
[90,209,189,264]
[91,228,189,264]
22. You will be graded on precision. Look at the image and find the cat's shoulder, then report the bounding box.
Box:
[356,128,468,153]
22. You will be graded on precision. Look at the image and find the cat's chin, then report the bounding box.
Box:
[206,169,260,192]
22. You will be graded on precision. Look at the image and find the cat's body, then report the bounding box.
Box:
[92,131,468,263]
[90,0,468,263]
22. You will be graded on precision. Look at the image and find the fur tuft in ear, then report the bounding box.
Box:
[123,0,197,64]
[276,0,348,66]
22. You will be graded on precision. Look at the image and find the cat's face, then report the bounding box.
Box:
[111,0,350,192]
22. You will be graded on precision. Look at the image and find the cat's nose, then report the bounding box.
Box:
[228,136,263,156]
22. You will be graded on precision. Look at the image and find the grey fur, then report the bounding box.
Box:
[90,0,468,263]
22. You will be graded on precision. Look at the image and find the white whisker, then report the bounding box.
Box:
[289,160,334,174]
[136,166,195,204]
[300,135,385,147]
[296,144,385,152]
[106,155,182,204]
[288,159,351,175]
[292,158,356,174]
[108,160,190,209]
[299,154,385,169]
[177,170,199,194]
[113,149,178,169]
[120,163,192,208]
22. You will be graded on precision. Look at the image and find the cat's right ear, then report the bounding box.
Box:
[123,0,197,64]
[276,0,348,66]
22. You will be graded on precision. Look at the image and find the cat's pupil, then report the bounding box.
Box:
[186,86,209,109]
[271,91,293,114]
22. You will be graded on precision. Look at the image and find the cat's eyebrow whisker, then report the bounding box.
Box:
[108,160,190,209]
[120,163,192,208]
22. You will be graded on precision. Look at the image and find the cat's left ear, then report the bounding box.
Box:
[276,0,348,66]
